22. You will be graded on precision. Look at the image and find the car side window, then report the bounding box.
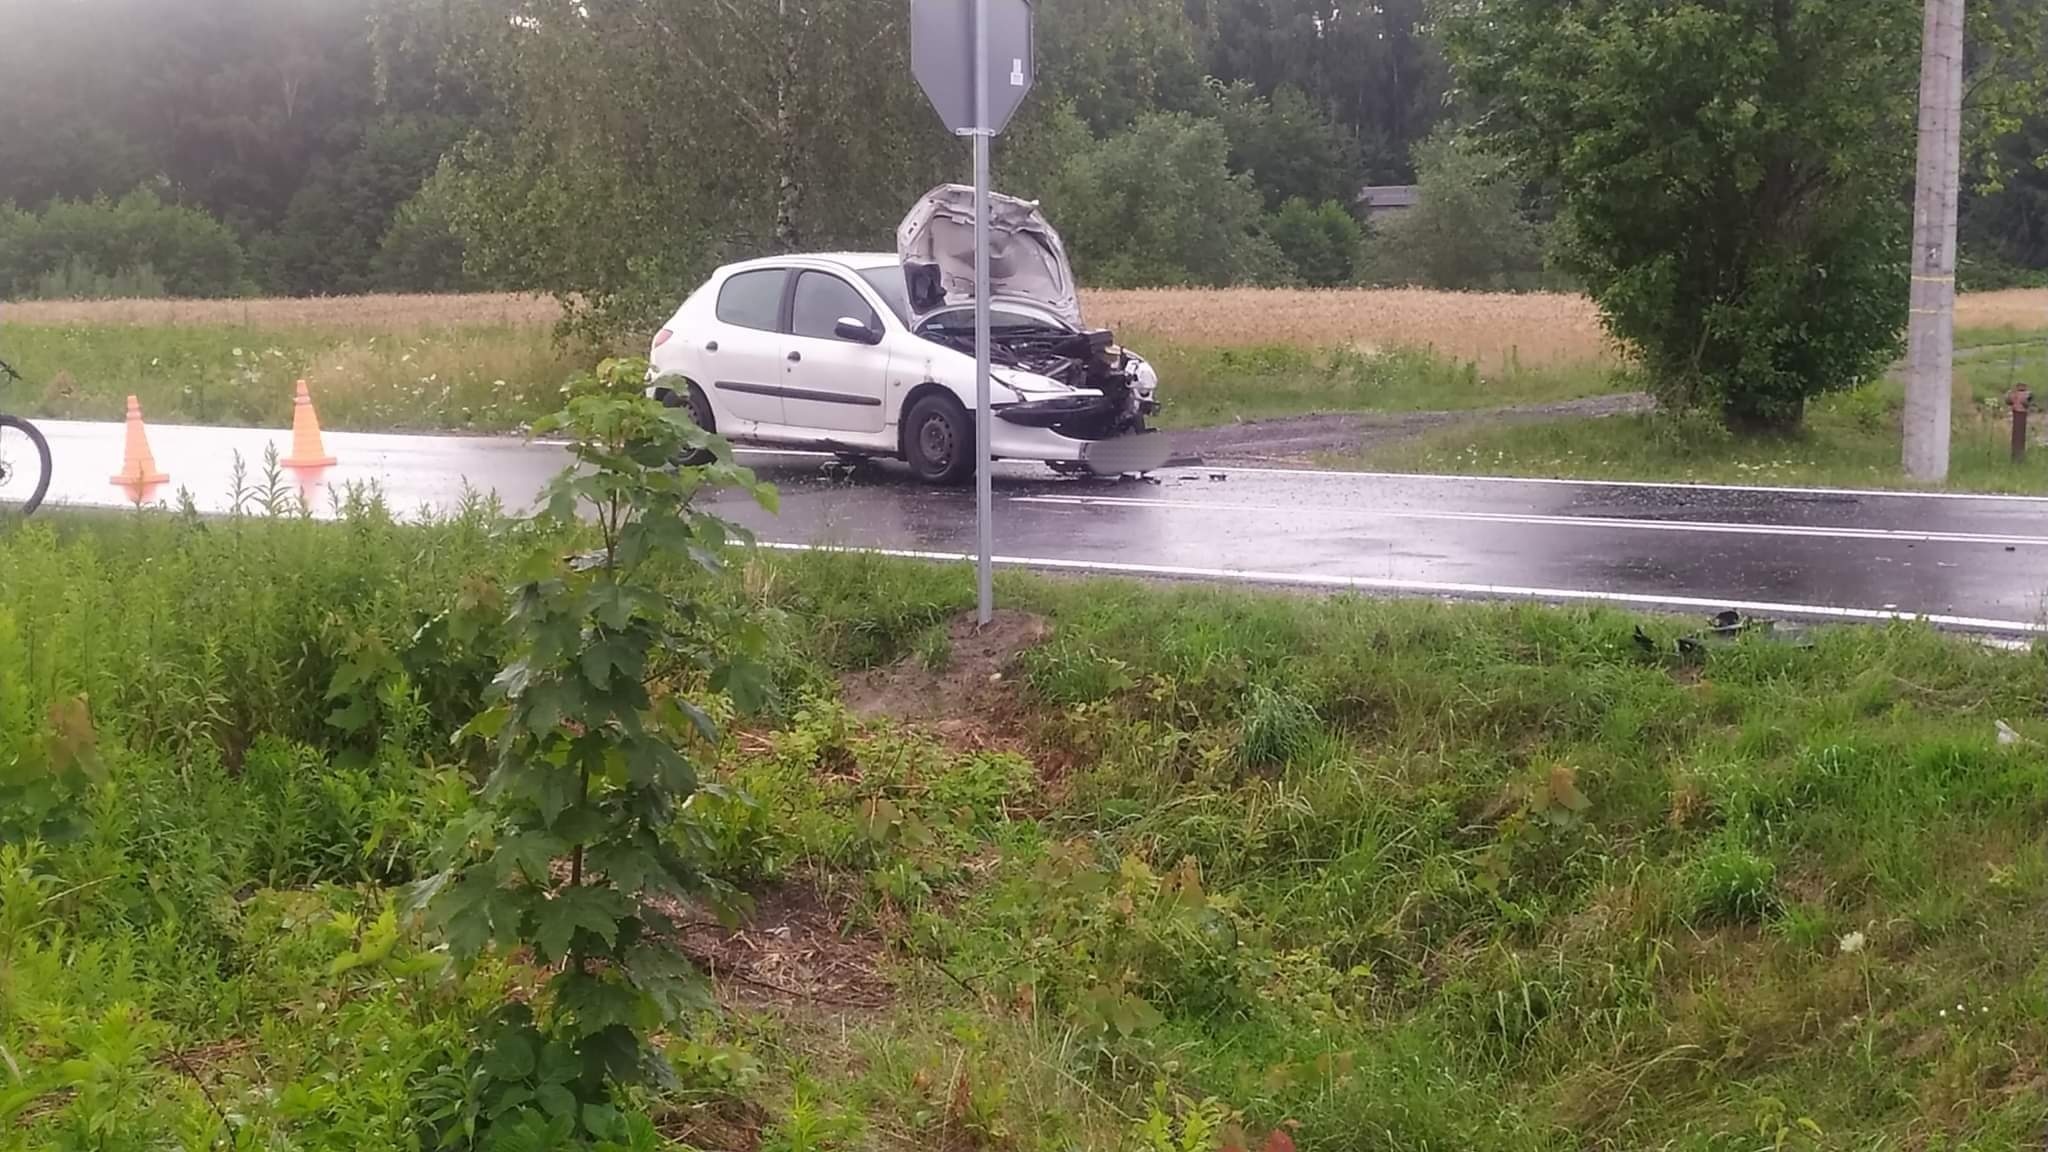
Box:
[790,271,879,342]
[715,269,787,332]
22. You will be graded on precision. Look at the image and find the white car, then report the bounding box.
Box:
[646,185,1168,483]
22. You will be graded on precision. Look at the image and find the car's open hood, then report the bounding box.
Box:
[896,184,1083,330]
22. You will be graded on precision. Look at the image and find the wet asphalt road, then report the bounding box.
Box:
[23,417,2048,633]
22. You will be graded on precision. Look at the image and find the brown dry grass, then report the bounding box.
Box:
[0,292,562,330]
[6,286,2040,370]
[1953,288,2048,332]
[1082,287,1620,370]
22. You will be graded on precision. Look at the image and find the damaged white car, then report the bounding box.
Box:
[646,184,1169,483]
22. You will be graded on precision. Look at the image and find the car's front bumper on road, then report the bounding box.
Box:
[987,418,1173,475]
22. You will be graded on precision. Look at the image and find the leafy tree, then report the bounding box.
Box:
[1035,0,1211,134]
[1044,112,1287,286]
[0,0,159,210]
[439,0,955,339]
[1193,0,1448,181]
[1364,132,1545,292]
[1960,112,2048,287]
[1212,82,1363,210]
[416,358,775,1147]
[1264,199,1363,286]
[0,190,246,298]
[374,173,479,293]
[1444,0,1922,430]
[261,114,470,296]
[0,0,476,296]
[997,102,1100,204]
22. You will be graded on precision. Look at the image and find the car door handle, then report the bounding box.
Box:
[705,340,718,353]
[787,351,802,363]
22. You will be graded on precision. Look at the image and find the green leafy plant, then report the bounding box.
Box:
[991,844,1256,1042]
[413,357,776,1146]
[0,694,104,845]
[759,1078,863,1152]
[1130,1085,1238,1152]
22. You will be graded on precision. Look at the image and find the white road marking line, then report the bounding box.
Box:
[1166,462,2048,505]
[756,541,2045,635]
[1015,493,2048,548]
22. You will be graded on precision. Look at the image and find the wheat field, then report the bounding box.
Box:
[5,287,2042,371]
[1084,288,1617,369]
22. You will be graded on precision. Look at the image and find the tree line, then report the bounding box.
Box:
[3,1,2042,309]
[2,0,2047,430]
[0,0,1464,310]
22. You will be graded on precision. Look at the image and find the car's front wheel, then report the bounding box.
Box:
[902,393,973,485]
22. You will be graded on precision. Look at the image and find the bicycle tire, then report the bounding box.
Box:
[0,415,53,516]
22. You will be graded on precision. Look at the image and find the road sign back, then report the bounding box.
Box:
[911,0,1035,136]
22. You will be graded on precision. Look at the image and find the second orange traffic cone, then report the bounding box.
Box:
[282,380,336,468]
[110,395,169,486]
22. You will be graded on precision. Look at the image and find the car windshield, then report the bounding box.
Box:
[856,267,913,325]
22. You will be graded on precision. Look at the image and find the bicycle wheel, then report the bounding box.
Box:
[0,415,53,516]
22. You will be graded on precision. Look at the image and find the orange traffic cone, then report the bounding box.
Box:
[282,380,336,468]
[109,395,169,486]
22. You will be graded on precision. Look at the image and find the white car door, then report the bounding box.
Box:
[779,270,890,435]
[703,267,790,426]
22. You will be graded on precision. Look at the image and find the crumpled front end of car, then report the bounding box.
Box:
[923,325,1159,443]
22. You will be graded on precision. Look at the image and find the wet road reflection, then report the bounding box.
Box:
[27,419,2048,633]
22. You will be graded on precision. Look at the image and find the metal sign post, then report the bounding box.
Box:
[971,0,995,626]
[911,0,1035,626]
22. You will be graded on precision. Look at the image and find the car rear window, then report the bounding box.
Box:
[791,272,879,341]
[715,269,787,331]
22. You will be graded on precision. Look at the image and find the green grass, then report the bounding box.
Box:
[0,319,1632,436]
[1362,342,2048,491]
[0,322,580,431]
[1143,341,1626,430]
[0,313,2041,453]
[1955,325,2048,352]
[5,501,2047,1149]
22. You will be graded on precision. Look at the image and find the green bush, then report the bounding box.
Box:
[1444,0,1926,430]
[0,188,245,298]
[375,172,476,293]
[1365,131,1547,291]
[28,257,167,300]
[1262,197,1364,287]
[1043,111,1282,287]
[1213,82,1363,211]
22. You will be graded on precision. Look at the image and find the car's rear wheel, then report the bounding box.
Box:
[664,382,716,467]
[902,393,973,485]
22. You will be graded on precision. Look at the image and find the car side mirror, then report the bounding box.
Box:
[834,316,882,345]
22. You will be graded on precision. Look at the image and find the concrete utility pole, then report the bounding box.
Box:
[1904,0,1964,482]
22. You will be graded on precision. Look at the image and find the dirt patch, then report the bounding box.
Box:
[841,609,1049,729]
[675,883,892,1010]
[1173,392,1655,464]
[658,1101,767,1152]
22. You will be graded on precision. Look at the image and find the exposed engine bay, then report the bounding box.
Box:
[911,305,1153,441]
[897,185,1161,446]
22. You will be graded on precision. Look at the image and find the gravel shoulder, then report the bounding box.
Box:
[1171,392,1655,463]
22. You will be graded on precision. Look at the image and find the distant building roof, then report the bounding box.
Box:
[1358,184,1421,210]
